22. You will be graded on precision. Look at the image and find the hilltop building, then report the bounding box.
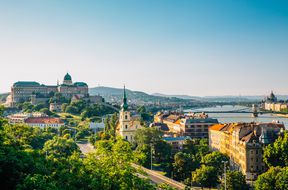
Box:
[153,111,218,138]
[117,86,143,143]
[6,73,103,107]
[209,122,285,180]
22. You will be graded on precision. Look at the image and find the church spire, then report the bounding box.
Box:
[121,85,128,111]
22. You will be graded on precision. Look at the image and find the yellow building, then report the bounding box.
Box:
[117,86,143,143]
[209,122,285,180]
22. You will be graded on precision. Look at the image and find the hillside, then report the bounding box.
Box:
[89,86,196,104]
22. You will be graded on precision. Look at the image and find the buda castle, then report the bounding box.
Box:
[6,73,91,106]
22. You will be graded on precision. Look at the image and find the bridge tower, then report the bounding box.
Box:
[252,104,259,117]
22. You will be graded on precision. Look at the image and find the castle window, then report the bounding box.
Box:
[125,115,128,120]
[125,125,128,129]
[125,136,128,140]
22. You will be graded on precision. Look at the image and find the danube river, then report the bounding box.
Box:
[185,105,288,129]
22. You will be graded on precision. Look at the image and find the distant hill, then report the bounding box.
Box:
[89,86,196,104]
[151,93,288,102]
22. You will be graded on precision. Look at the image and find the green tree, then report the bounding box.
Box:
[201,151,229,175]
[275,167,288,190]
[192,165,219,188]
[263,131,288,167]
[173,152,199,182]
[254,167,282,190]
[43,136,80,158]
[134,127,172,171]
[84,139,155,190]
[0,105,5,117]
[221,170,248,190]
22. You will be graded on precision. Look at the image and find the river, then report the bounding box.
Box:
[185,105,288,129]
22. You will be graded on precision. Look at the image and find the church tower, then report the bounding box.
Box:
[119,86,132,141]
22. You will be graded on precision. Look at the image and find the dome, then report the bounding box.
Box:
[64,73,72,81]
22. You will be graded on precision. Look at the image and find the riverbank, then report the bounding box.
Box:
[275,113,288,118]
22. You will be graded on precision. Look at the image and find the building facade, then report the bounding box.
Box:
[263,91,288,112]
[209,122,285,180]
[154,112,218,138]
[24,117,65,128]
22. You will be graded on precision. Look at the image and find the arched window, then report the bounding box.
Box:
[125,115,128,120]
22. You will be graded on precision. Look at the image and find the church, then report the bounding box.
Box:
[117,86,143,143]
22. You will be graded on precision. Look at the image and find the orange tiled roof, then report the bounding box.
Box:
[209,124,225,131]
[25,117,64,124]
[174,119,181,125]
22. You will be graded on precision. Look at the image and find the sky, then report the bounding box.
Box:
[0,0,287,96]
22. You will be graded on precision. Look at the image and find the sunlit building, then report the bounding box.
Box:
[209,122,285,180]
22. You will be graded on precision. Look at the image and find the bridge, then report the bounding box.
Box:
[185,106,284,115]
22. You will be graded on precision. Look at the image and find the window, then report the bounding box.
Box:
[256,150,259,155]
[125,125,128,129]
[125,115,128,120]
[125,136,128,140]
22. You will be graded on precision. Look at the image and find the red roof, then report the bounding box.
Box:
[25,117,64,124]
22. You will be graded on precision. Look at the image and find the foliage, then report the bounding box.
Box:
[0,120,155,190]
[221,170,248,190]
[201,151,229,175]
[0,105,5,117]
[85,139,155,190]
[173,152,199,182]
[263,131,288,167]
[43,136,80,158]
[192,165,219,188]
[255,167,288,190]
[104,113,118,137]
[3,124,57,149]
[134,127,172,172]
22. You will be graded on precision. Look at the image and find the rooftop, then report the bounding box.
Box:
[25,117,64,124]
[13,81,41,87]
[163,136,191,141]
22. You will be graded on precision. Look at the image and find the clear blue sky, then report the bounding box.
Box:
[0,0,287,96]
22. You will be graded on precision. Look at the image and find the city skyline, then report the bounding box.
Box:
[1,0,288,96]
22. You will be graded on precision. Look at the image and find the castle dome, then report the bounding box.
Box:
[64,73,72,81]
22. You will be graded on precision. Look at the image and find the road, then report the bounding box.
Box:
[77,142,95,154]
[132,164,186,190]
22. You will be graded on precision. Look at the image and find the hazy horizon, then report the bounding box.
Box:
[1,0,287,96]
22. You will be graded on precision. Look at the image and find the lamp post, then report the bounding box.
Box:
[222,161,228,190]
[150,143,153,170]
